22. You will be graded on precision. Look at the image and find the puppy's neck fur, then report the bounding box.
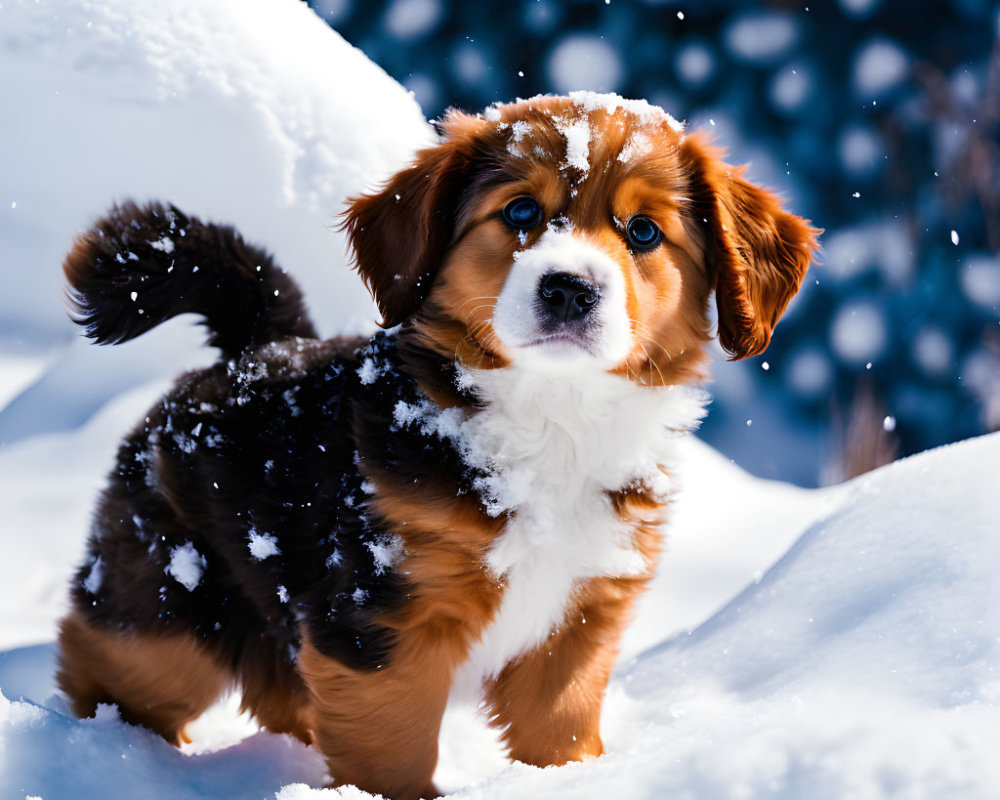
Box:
[451,358,707,690]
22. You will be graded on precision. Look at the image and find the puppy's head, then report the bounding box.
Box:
[343,93,818,385]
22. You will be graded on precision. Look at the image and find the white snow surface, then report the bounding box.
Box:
[0,0,430,342]
[2,2,999,799]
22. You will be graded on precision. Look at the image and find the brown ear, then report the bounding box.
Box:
[341,112,490,328]
[683,134,820,360]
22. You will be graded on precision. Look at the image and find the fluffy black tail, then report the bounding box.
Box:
[64,201,317,358]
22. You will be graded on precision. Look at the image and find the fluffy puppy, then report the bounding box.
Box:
[57,93,818,800]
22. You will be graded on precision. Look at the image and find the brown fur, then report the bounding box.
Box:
[680,134,820,359]
[58,612,232,746]
[483,575,643,765]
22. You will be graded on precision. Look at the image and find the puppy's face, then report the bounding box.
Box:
[344,94,818,386]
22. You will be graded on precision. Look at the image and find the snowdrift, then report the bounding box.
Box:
[2,1,998,798]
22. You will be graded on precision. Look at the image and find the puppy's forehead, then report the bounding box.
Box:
[469,93,690,212]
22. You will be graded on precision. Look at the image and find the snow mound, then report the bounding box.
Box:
[0,0,431,342]
[0,685,328,800]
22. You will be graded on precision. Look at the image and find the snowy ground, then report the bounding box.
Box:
[2,1,999,798]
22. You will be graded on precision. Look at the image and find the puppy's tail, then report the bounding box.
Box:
[63,201,318,359]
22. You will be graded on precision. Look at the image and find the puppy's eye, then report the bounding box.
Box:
[626,215,662,251]
[502,196,543,229]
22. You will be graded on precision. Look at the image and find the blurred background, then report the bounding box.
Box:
[309,0,1000,486]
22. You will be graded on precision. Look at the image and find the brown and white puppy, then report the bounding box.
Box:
[57,93,817,800]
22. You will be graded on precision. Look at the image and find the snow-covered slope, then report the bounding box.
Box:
[2,1,998,798]
[0,0,430,341]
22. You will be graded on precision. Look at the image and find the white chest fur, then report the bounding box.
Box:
[449,365,706,692]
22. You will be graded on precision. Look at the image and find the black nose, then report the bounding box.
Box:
[537,272,600,322]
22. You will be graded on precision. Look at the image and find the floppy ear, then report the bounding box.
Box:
[341,112,489,328]
[682,134,820,360]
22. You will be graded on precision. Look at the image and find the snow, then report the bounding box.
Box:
[383,0,443,40]
[568,90,684,132]
[913,324,954,377]
[960,254,1000,309]
[82,557,104,595]
[499,92,683,169]
[829,300,888,365]
[617,131,653,165]
[725,12,799,63]
[0,349,55,413]
[356,358,380,385]
[148,236,176,254]
[853,38,909,97]
[556,118,592,175]
[675,42,715,87]
[167,542,207,592]
[3,1,999,798]
[838,123,882,174]
[770,62,812,113]
[547,36,624,94]
[365,537,405,574]
[823,220,913,286]
[509,120,532,142]
[248,530,282,561]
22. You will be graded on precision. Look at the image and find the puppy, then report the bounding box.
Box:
[57,92,817,800]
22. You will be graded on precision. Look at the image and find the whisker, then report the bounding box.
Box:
[639,335,672,362]
[464,303,497,327]
[624,359,644,386]
[639,340,667,386]
[456,295,500,314]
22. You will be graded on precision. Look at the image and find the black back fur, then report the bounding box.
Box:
[66,202,485,678]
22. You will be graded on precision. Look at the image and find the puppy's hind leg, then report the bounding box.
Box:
[57,611,230,746]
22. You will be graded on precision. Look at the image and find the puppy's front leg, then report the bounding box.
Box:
[484,575,646,767]
[297,629,457,800]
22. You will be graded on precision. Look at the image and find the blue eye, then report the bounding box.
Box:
[626,215,662,250]
[502,197,542,229]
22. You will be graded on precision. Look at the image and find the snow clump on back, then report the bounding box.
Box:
[166,541,207,591]
[247,528,281,560]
